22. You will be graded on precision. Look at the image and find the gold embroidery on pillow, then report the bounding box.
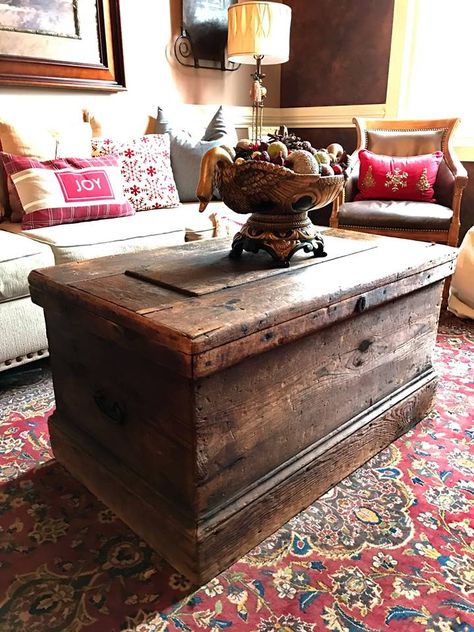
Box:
[416,168,430,192]
[362,165,375,189]
[385,168,408,192]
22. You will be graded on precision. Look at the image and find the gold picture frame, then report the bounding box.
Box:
[0,0,126,92]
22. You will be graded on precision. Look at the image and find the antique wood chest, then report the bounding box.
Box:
[29,229,456,584]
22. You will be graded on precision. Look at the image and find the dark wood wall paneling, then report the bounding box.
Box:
[283,1,473,240]
[298,128,357,155]
[281,0,395,108]
[296,128,356,227]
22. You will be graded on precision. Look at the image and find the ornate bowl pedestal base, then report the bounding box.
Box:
[197,148,345,266]
[230,211,326,267]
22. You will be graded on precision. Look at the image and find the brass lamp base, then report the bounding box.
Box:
[229,212,326,267]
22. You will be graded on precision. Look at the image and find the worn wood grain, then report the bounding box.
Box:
[125,234,375,296]
[191,268,447,376]
[45,310,197,506]
[49,369,436,584]
[141,242,454,353]
[48,414,200,579]
[196,372,437,582]
[193,283,440,513]
[30,230,455,584]
[29,234,456,362]
[73,273,188,314]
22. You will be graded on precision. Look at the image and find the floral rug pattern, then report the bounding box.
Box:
[0,313,473,631]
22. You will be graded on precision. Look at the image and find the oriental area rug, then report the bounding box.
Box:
[0,313,473,632]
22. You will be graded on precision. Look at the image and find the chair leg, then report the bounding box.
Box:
[442,277,451,308]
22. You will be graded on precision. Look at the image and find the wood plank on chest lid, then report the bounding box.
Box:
[125,230,376,296]
[122,230,378,337]
[29,231,456,374]
[140,236,455,361]
[58,231,376,358]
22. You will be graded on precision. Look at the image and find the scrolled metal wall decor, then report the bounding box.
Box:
[174,0,240,71]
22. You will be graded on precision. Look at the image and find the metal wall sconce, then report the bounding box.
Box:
[174,0,240,71]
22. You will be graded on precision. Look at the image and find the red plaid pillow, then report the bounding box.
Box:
[356,149,443,202]
[0,153,134,229]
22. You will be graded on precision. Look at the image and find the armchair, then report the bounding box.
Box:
[330,118,468,247]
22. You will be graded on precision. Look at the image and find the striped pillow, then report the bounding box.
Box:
[0,153,134,229]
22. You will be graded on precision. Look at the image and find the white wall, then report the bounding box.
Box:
[0,1,281,135]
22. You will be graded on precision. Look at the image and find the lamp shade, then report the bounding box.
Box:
[227,1,291,65]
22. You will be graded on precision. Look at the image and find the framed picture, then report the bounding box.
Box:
[0,0,126,92]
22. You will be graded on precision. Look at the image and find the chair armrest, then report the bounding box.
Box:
[439,148,468,246]
[330,159,359,227]
[344,160,360,202]
[445,145,468,186]
[452,164,469,195]
[441,142,468,206]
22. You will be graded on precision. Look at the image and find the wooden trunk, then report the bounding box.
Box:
[29,228,456,585]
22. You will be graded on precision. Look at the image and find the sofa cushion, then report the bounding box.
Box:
[338,200,453,231]
[0,229,54,302]
[156,106,237,202]
[91,134,180,211]
[1,153,134,229]
[2,208,186,265]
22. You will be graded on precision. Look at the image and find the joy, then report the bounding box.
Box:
[75,177,102,192]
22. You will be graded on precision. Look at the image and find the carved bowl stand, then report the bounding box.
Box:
[214,161,345,266]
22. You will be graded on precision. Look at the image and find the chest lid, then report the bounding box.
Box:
[29,229,456,374]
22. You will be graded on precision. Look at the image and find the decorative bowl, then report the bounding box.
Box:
[197,147,345,266]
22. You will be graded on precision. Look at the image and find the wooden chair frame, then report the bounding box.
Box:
[330,117,469,247]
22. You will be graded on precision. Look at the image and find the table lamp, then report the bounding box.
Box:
[227,1,292,142]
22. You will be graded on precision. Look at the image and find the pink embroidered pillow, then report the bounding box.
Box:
[356,149,444,202]
[0,153,134,229]
[91,134,180,211]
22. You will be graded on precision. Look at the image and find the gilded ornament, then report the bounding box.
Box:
[362,165,376,189]
[385,168,408,192]
[416,168,430,193]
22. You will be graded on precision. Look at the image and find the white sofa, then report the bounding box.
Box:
[0,200,244,371]
[0,104,250,371]
[0,229,53,369]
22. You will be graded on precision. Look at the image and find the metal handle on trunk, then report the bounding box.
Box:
[93,390,126,425]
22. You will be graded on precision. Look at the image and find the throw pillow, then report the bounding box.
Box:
[0,153,134,230]
[0,117,93,221]
[155,105,237,202]
[91,134,180,211]
[356,149,444,202]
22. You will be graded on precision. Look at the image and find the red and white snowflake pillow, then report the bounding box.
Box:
[91,134,180,211]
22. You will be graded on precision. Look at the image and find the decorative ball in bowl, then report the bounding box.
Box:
[197,133,348,266]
